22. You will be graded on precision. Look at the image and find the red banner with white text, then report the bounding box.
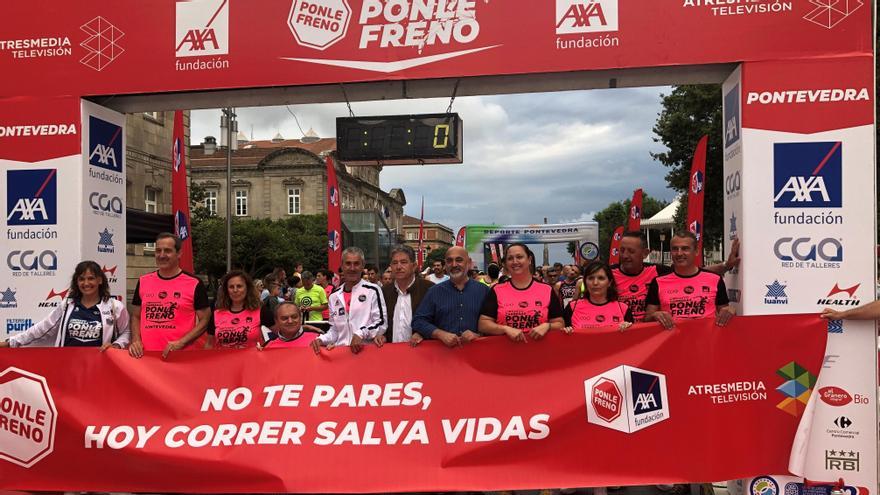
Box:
[0,315,826,493]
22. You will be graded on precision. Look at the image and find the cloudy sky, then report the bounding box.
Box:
[191,87,677,263]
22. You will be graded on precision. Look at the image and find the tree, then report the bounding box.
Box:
[591,194,668,261]
[651,85,724,250]
[192,214,328,282]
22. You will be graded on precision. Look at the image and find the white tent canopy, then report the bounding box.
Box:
[640,195,681,229]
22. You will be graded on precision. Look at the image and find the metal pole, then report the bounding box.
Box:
[542,217,549,267]
[224,107,234,272]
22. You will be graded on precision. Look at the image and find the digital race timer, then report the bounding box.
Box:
[336,113,463,165]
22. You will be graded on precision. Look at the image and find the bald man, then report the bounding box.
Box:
[412,246,489,347]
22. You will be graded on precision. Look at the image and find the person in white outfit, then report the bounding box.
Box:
[310,247,387,355]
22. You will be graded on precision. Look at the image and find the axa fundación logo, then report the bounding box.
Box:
[88,116,123,174]
[773,142,842,208]
[724,84,741,149]
[584,365,669,433]
[775,361,816,416]
[175,0,230,72]
[80,16,124,71]
[804,0,863,29]
[556,0,619,35]
[6,169,58,241]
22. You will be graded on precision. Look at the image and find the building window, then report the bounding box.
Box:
[406,232,416,241]
[145,188,158,250]
[205,189,217,216]
[143,111,164,123]
[235,189,248,217]
[287,188,301,215]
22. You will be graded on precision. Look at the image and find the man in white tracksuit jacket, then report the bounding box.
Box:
[311,247,387,354]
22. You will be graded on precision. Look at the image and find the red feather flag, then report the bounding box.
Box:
[686,135,708,266]
[627,188,643,232]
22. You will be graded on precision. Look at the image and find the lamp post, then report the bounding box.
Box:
[222,107,236,272]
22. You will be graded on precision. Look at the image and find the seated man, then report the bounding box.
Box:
[261,301,317,348]
[310,247,388,355]
[412,246,489,348]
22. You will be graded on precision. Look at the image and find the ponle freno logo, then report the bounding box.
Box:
[556,0,619,35]
[176,0,229,57]
[0,367,58,468]
[584,365,669,433]
[284,0,496,73]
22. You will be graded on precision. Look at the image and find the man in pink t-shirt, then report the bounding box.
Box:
[644,232,734,329]
[129,233,211,359]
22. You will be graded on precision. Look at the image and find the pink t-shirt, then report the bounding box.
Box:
[211,308,261,349]
[612,264,671,321]
[264,331,317,348]
[481,280,563,332]
[133,271,209,351]
[566,298,632,329]
[645,269,729,320]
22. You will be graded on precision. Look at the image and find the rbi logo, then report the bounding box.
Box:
[88,116,123,173]
[773,142,842,208]
[6,169,57,226]
[176,0,229,57]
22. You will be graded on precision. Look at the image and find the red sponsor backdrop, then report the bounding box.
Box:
[741,56,875,134]
[0,1,871,99]
[0,97,81,162]
[0,315,826,493]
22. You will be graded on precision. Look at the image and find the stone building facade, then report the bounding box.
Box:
[124,111,181,296]
[189,136,406,236]
[401,215,454,260]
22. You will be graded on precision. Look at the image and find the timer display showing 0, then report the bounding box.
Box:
[336,113,462,165]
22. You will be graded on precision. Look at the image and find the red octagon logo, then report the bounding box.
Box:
[0,367,57,468]
[592,377,622,422]
[288,0,351,51]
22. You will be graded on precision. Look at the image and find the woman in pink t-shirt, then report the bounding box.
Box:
[479,243,564,343]
[564,261,633,332]
[206,270,263,349]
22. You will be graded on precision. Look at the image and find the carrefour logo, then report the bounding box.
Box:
[773,142,842,208]
[6,169,57,226]
[88,116,123,173]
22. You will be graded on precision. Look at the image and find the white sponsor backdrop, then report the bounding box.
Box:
[1,154,80,343]
[80,100,126,301]
[0,100,126,343]
[723,69,877,492]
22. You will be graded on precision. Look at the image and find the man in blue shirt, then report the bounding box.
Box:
[412,246,489,347]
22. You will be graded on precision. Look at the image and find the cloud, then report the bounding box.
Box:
[191,87,677,264]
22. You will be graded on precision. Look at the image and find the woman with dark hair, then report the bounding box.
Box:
[479,243,564,342]
[206,270,263,349]
[0,260,129,349]
[564,261,633,332]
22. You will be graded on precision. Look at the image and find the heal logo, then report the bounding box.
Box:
[6,169,57,226]
[724,83,740,148]
[88,116,123,173]
[773,142,842,208]
[556,0,619,35]
[176,0,229,57]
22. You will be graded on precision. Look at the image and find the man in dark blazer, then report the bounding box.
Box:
[376,244,433,347]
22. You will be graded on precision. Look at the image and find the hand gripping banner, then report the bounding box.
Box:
[0,315,826,493]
